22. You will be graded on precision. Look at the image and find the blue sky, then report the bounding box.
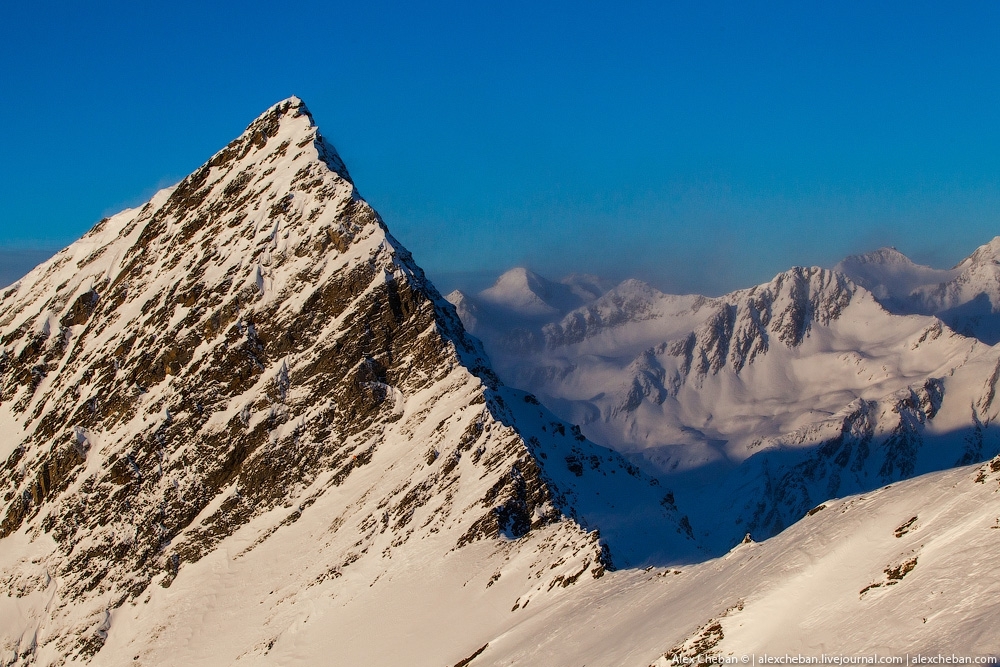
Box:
[2,1,999,294]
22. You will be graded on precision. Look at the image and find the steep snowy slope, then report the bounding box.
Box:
[462,454,1000,665]
[0,98,690,665]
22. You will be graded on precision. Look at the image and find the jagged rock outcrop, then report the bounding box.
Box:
[667,267,856,380]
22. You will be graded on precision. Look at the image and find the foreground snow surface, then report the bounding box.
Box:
[473,459,1000,665]
[3,457,994,665]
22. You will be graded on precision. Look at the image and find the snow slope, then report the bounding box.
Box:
[467,454,1000,664]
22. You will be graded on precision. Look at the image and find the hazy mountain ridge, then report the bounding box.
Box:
[837,239,1000,343]
[833,246,958,302]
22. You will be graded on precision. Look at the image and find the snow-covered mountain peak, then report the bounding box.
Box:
[714,266,857,338]
[832,240,1000,342]
[444,270,622,359]
[608,277,661,299]
[840,246,913,267]
[226,95,314,151]
[241,95,315,138]
[0,100,700,663]
[869,237,1000,342]
[211,95,353,187]
[833,247,958,304]
[479,267,556,314]
[665,266,859,381]
[475,267,595,321]
[753,265,852,300]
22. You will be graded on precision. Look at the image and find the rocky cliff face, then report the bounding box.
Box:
[667,267,856,380]
[0,99,686,664]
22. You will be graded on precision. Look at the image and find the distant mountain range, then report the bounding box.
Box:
[448,241,1000,546]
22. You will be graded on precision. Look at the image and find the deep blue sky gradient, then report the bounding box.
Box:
[2,1,999,294]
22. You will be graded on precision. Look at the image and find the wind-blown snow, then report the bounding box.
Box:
[472,456,1000,664]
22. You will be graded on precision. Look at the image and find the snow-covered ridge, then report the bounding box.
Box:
[665,266,858,378]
